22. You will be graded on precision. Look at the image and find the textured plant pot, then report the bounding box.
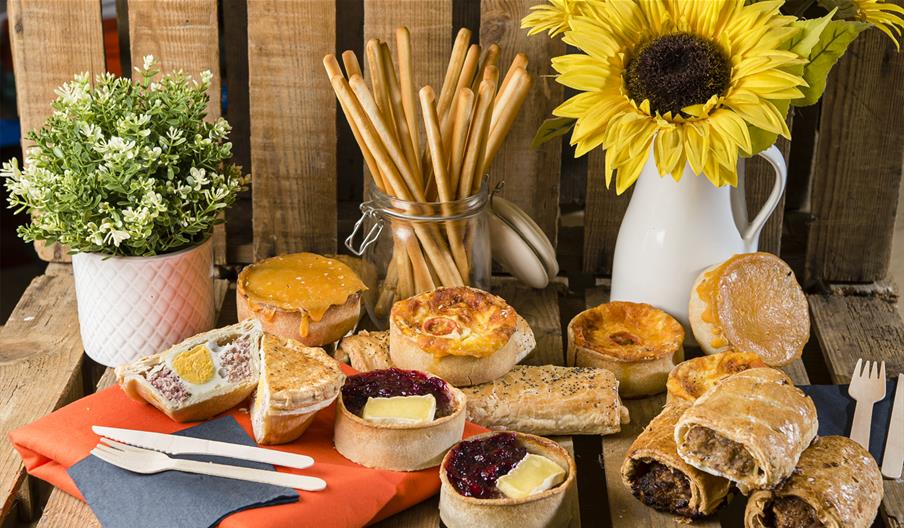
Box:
[71,238,216,367]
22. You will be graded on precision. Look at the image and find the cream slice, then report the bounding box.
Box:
[496,453,566,499]
[362,394,437,425]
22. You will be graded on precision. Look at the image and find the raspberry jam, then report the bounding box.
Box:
[445,433,528,499]
[341,368,453,418]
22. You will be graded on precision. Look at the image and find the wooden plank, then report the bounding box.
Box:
[744,128,791,256]
[480,0,565,246]
[127,0,226,266]
[809,292,904,528]
[8,0,105,263]
[583,151,630,275]
[0,266,85,520]
[805,30,904,283]
[492,278,564,366]
[248,0,337,259]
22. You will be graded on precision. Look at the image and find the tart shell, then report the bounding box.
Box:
[439,432,577,528]
[333,380,467,471]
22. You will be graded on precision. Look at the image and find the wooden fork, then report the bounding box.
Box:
[848,358,887,450]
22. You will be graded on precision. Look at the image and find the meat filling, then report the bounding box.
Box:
[767,496,823,528]
[683,426,755,477]
[215,336,253,382]
[147,365,191,403]
[629,460,697,517]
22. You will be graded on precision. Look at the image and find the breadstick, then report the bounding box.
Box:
[342,50,362,78]
[381,42,420,185]
[437,28,472,119]
[323,56,386,190]
[404,233,435,293]
[484,69,532,181]
[495,53,528,107]
[395,26,421,183]
[367,39,401,148]
[348,74,425,201]
[458,79,495,199]
[482,64,499,88]
[449,44,480,120]
[447,87,474,195]
[472,44,500,93]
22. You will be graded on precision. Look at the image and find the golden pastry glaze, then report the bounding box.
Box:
[666,351,767,402]
[391,287,517,359]
[696,253,808,365]
[238,253,366,337]
[570,301,683,362]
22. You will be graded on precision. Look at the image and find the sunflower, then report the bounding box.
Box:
[522,0,593,37]
[820,0,904,49]
[541,0,807,193]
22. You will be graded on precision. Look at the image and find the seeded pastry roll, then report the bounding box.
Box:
[674,368,817,494]
[745,436,883,528]
[621,400,730,519]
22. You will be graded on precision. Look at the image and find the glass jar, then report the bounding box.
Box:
[346,181,491,328]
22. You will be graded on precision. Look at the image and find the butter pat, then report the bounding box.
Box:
[362,394,436,424]
[496,453,566,499]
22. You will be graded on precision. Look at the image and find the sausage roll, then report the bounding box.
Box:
[745,436,883,528]
[622,400,730,519]
[674,368,818,493]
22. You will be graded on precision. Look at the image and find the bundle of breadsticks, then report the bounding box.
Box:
[323,27,532,315]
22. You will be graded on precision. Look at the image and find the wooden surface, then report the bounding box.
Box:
[805,29,904,283]
[583,151,630,275]
[247,0,337,259]
[8,0,105,263]
[0,266,85,519]
[480,0,564,246]
[126,0,226,264]
[809,291,904,527]
[744,127,791,256]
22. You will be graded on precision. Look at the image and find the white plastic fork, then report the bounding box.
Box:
[91,439,326,491]
[848,358,887,450]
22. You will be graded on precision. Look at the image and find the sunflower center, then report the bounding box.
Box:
[624,32,731,116]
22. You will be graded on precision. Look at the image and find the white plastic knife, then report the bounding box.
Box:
[882,374,903,479]
[92,426,315,470]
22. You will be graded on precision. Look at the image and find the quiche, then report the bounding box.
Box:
[666,351,767,403]
[567,301,684,397]
[389,287,535,386]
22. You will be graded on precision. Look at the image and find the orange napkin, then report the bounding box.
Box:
[9,365,485,527]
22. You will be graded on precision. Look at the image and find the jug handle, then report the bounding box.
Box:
[732,145,787,252]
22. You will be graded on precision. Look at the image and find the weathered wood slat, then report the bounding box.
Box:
[744,129,791,256]
[8,0,105,263]
[480,0,564,246]
[583,151,629,275]
[126,0,226,265]
[0,266,85,520]
[809,291,903,528]
[805,30,904,283]
[248,0,337,259]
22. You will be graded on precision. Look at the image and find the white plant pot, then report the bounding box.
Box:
[71,238,216,367]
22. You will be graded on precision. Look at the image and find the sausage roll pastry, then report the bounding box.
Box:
[622,400,730,519]
[745,436,883,528]
[674,368,818,493]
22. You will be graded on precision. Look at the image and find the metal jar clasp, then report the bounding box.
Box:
[344,201,384,256]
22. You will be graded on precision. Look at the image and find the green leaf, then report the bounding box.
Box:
[793,20,867,107]
[531,117,576,149]
[788,9,836,59]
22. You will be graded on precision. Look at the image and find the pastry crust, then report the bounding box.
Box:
[666,351,767,403]
[337,330,393,372]
[460,365,629,435]
[390,288,535,386]
[236,253,366,347]
[674,368,818,494]
[745,436,883,528]
[439,432,577,528]
[333,376,467,471]
[251,334,345,445]
[621,400,730,519]
[567,302,684,398]
[116,320,262,422]
[688,253,808,366]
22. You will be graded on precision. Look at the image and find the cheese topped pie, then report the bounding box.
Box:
[439,432,576,528]
[568,301,684,397]
[390,287,535,386]
[333,368,466,471]
[666,351,767,403]
[689,252,808,366]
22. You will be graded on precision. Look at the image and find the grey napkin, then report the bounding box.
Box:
[68,416,298,528]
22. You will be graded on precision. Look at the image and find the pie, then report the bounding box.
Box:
[666,351,767,402]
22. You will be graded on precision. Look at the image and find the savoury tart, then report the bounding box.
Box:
[389,287,535,386]
[666,351,767,403]
[439,431,576,528]
[237,253,367,347]
[688,252,808,366]
[333,368,466,471]
[567,301,684,397]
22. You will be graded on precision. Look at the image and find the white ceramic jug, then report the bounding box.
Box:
[609,145,787,334]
